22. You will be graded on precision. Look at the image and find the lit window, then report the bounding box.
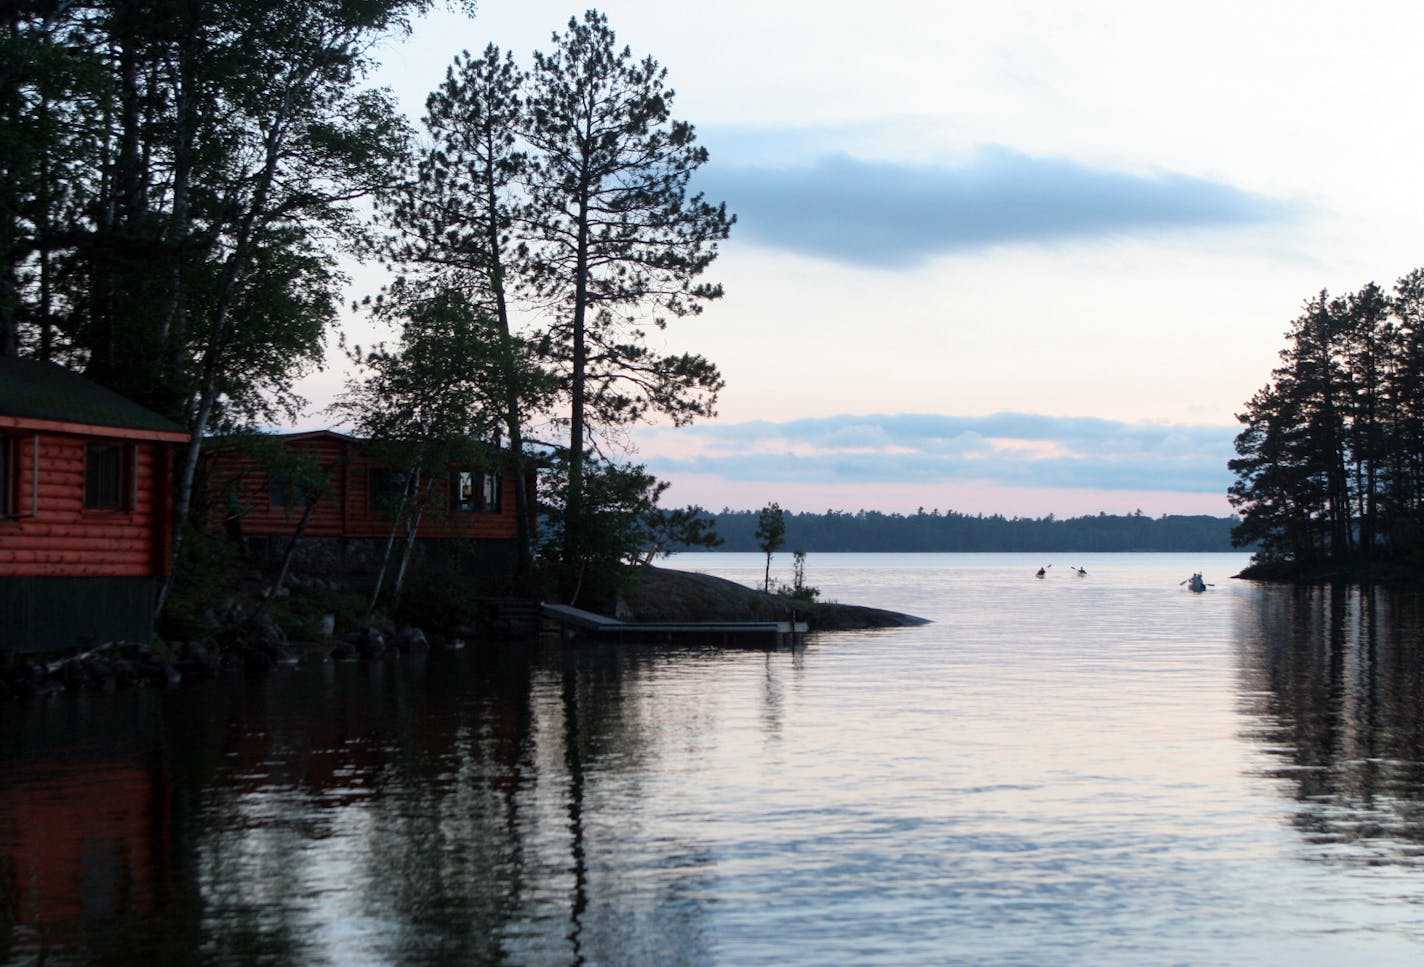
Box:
[85,442,132,511]
[451,469,501,513]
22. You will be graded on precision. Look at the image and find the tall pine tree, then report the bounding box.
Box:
[523,10,733,598]
[380,43,545,579]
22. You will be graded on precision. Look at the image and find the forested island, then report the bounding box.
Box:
[695,509,1240,553]
[1229,273,1424,582]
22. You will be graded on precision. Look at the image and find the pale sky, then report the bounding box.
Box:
[302,0,1424,517]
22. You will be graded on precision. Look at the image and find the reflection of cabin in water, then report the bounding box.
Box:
[205,430,534,579]
[0,760,171,929]
[0,356,189,654]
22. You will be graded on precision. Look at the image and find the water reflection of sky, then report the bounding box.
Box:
[7,554,1424,963]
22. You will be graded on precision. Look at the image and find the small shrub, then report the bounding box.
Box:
[772,550,819,602]
[394,568,484,633]
[157,528,240,642]
[268,585,367,640]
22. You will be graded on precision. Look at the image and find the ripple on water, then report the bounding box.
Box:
[8,553,1424,964]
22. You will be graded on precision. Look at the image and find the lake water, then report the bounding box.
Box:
[5,551,1424,964]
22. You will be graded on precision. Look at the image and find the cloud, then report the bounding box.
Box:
[697,146,1294,268]
[638,412,1237,495]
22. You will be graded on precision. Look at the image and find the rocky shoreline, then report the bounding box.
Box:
[0,609,440,702]
[0,565,927,702]
[1234,558,1424,584]
[615,565,929,631]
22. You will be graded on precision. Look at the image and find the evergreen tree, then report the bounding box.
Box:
[1387,269,1424,548]
[381,42,544,579]
[523,10,733,596]
[755,502,786,591]
[1229,271,1424,573]
[1339,282,1391,557]
[0,2,104,359]
[1229,381,1320,563]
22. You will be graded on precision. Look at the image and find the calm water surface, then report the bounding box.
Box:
[5,552,1424,964]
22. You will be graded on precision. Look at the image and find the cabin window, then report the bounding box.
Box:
[369,468,410,513]
[0,436,15,516]
[451,469,501,513]
[269,474,316,509]
[85,442,133,511]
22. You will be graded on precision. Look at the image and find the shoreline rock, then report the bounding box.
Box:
[614,565,929,631]
[1,564,927,702]
[1235,559,1424,585]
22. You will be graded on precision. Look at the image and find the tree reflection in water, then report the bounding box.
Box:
[15,564,1424,963]
[1235,584,1424,862]
[541,643,723,965]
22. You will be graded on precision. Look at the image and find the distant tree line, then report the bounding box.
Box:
[1229,271,1424,577]
[684,509,1240,553]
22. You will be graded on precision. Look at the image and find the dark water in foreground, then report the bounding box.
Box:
[5,552,1424,964]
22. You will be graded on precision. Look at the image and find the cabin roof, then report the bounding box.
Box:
[0,355,188,439]
[278,429,360,444]
[205,428,361,448]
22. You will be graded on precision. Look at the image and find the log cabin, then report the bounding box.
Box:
[0,356,189,654]
[205,430,534,581]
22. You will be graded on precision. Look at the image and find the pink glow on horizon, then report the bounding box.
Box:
[659,474,1235,519]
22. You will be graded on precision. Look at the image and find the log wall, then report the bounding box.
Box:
[209,433,529,543]
[0,431,174,579]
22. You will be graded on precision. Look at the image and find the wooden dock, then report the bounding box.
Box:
[541,603,807,646]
